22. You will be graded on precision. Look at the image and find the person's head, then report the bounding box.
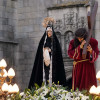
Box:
[75,28,88,42]
[46,27,52,37]
[74,28,88,48]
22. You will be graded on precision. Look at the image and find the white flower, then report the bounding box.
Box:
[20,92,24,96]
[21,99,25,100]
[40,89,48,96]
[7,95,10,98]
[74,97,80,100]
[78,93,84,97]
[56,89,64,93]
[50,91,54,96]
[60,93,66,98]
[7,99,11,100]
[10,84,89,100]
[41,96,47,100]
[65,96,72,100]
[11,94,14,97]
[81,96,89,100]
[66,92,73,97]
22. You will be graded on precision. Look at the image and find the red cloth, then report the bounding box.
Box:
[68,38,99,91]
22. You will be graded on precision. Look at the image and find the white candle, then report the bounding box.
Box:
[8,68,15,77]
[89,85,97,94]
[96,71,100,79]
[0,59,7,68]
[97,86,100,94]
[12,84,19,93]
[2,83,8,92]
[8,84,13,93]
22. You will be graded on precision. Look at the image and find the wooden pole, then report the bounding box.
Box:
[82,1,98,59]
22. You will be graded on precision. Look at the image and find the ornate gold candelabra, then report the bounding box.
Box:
[0,59,19,100]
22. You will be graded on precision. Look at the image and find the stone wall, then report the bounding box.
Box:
[0,0,17,71]
[0,0,100,91]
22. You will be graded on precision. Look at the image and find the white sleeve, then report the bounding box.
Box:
[43,49,50,66]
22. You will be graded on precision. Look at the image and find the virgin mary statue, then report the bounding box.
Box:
[28,17,67,89]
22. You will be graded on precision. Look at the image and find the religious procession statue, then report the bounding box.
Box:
[28,17,67,89]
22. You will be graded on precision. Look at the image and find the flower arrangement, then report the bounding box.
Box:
[7,82,95,100]
[6,82,100,100]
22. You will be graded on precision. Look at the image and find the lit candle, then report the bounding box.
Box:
[0,59,7,68]
[12,84,19,93]
[97,86,100,94]
[96,71,100,79]
[89,85,97,94]
[8,84,13,93]
[3,69,8,77]
[2,83,8,92]
[8,68,15,78]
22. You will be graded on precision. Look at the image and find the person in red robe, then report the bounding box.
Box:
[68,28,99,91]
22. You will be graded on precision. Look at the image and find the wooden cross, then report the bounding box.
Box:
[82,1,98,59]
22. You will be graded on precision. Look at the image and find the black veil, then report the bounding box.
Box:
[28,26,67,89]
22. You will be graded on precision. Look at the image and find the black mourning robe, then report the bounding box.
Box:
[28,28,67,89]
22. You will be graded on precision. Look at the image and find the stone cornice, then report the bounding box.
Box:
[47,0,90,10]
[0,39,18,45]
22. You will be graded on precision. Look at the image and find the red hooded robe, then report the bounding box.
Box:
[68,38,99,91]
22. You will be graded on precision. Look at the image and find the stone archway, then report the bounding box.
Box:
[63,31,74,80]
[64,31,74,57]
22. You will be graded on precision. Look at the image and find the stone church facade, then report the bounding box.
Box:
[0,0,100,91]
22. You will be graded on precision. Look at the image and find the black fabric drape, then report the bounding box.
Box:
[28,28,67,89]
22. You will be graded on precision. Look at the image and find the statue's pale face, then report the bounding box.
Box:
[47,30,52,37]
